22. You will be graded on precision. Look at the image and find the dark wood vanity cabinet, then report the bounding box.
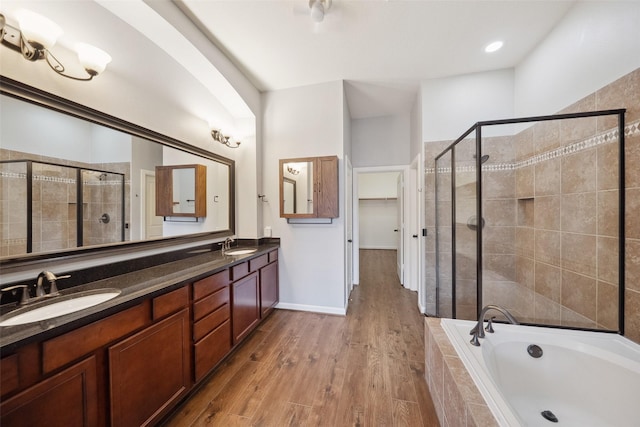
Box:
[0,356,98,427]
[0,248,279,426]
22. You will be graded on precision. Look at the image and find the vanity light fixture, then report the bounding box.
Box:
[0,10,111,81]
[211,129,241,148]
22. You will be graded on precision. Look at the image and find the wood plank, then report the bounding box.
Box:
[163,249,441,427]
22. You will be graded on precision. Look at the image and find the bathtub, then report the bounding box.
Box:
[440,318,640,427]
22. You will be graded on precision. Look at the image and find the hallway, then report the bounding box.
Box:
[164,249,439,426]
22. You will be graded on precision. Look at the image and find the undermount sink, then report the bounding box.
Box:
[0,288,121,327]
[225,248,258,256]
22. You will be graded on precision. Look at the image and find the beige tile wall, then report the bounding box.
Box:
[0,149,130,256]
[426,67,640,343]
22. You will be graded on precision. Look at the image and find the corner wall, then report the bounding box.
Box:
[261,81,347,314]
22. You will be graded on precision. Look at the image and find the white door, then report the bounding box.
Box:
[408,167,418,292]
[345,157,354,306]
[144,173,163,239]
[396,173,404,284]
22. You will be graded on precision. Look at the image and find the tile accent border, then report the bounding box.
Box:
[426,119,640,174]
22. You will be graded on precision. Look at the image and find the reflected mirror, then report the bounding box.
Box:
[0,79,235,258]
[280,159,314,216]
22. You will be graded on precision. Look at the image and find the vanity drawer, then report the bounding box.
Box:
[268,250,278,263]
[231,262,249,281]
[193,287,229,322]
[153,286,189,320]
[193,270,230,301]
[42,302,149,374]
[194,319,231,382]
[249,254,269,272]
[193,304,230,342]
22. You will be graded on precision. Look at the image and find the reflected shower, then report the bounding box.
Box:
[473,154,490,164]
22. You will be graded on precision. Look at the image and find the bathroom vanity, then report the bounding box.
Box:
[0,244,279,427]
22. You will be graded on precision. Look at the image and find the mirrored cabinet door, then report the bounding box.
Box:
[155,164,206,218]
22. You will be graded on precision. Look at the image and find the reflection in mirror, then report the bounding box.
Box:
[0,86,234,258]
[283,178,296,214]
[281,160,314,215]
[172,168,196,214]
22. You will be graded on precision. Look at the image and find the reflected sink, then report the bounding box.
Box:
[0,288,121,327]
[225,248,258,256]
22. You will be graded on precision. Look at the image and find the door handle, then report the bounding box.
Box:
[394,229,398,232]
[412,234,418,238]
[347,239,353,243]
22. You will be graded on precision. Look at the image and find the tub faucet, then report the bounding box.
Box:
[470,304,519,346]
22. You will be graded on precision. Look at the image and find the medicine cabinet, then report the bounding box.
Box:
[156,164,206,218]
[279,156,338,220]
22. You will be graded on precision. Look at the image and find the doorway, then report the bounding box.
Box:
[353,166,410,289]
[140,169,163,239]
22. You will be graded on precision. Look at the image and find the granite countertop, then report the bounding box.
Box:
[0,243,279,353]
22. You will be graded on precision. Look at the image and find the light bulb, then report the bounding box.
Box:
[16,9,62,50]
[310,1,325,23]
[75,43,112,75]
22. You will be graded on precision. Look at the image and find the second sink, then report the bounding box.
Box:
[225,248,258,256]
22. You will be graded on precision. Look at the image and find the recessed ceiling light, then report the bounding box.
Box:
[485,41,504,53]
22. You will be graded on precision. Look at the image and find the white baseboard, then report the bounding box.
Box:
[275,302,346,316]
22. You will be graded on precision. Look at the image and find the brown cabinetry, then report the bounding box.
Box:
[155,164,207,218]
[260,257,279,318]
[279,155,339,219]
[109,308,191,426]
[0,248,279,426]
[0,356,98,427]
[232,270,260,344]
[192,271,232,382]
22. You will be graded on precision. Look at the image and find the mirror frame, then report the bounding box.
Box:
[0,76,235,263]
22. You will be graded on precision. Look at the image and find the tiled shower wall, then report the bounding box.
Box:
[0,149,130,256]
[425,67,640,344]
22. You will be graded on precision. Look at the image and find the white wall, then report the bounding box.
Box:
[515,1,640,117]
[262,81,346,314]
[351,115,411,167]
[358,172,399,250]
[421,68,515,142]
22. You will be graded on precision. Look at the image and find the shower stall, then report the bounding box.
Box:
[433,109,626,333]
[0,159,126,255]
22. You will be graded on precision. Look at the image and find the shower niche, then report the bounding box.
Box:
[434,109,626,334]
[0,159,125,254]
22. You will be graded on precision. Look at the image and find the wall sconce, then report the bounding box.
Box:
[309,0,332,23]
[0,10,112,81]
[287,166,300,175]
[211,129,241,149]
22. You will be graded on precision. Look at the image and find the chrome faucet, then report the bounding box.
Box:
[470,304,519,346]
[35,271,70,298]
[219,237,234,255]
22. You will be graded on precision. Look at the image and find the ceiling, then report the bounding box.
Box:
[177,0,576,119]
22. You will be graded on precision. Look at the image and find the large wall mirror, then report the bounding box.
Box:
[0,77,235,259]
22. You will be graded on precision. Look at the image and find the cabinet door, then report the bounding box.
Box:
[0,356,98,427]
[232,272,260,344]
[109,308,190,427]
[317,156,338,218]
[260,261,279,318]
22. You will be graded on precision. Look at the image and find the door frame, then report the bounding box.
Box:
[352,165,410,287]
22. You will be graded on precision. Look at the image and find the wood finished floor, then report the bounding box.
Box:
[163,249,440,427]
